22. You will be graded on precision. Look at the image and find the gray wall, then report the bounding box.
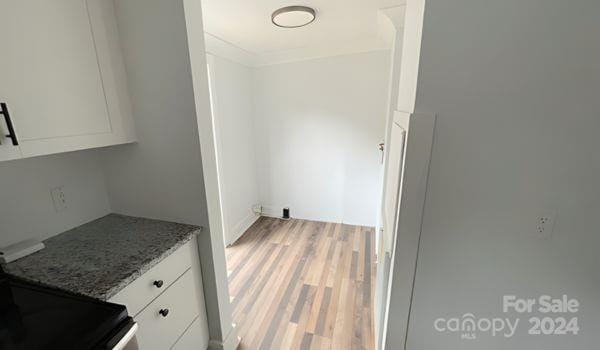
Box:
[404,0,600,348]
[99,0,209,227]
[0,152,110,247]
[99,0,233,345]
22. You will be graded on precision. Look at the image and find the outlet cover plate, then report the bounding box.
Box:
[51,186,67,212]
[535,212,556,239]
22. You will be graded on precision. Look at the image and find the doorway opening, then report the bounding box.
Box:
[199,1,408,349]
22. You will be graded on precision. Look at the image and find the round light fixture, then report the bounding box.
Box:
[271,6,316,28]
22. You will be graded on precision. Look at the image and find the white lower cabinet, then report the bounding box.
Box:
[110,243,193,317]
[135,269,198,350]
[171,316,210,350]
[110,239,209,350]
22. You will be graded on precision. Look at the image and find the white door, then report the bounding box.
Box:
[382,114,409,255]
[375,112,409,349]
[0,0,112,143]
[380,112,435,349]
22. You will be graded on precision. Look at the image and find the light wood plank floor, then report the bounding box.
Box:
[225,217,376,350]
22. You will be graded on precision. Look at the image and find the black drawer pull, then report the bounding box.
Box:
[153,280,164,288]
[159,308,169,317]
[0,103,18,146]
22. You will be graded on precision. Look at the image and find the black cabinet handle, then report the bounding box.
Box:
[153,280,164,288]
[0,103,18,146]
[159,308,169,317]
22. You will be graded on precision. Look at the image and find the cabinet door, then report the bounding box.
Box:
[134,270,200,350]
[0,0,120,156]
[0,103,21,161]
[0,135,22,162]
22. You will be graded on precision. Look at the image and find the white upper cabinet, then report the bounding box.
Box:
[0,0,135,161]
[0,103,21,161]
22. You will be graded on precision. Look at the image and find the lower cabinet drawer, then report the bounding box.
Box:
[134,269,199,350]
[171,316,210,350]
[110,241,193,316]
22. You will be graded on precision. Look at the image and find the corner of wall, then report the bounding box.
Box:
[227,210,260,246]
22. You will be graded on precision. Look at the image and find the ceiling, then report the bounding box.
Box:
[201,0,406,61]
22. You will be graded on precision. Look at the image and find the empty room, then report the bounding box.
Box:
[0,0,598,349]
[201,1,404,348]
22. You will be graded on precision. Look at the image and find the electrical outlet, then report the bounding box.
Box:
[535,212,556,239]
[51,186,67,212]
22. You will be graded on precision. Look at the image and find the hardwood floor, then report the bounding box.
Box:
[225,216,376,350]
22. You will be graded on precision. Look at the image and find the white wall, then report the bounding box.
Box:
[253,51,390,226]
[207,54,260,246]
[0,151,110,247]
[402,0,600,348]
[99,0,209,227]
[96,0,234,347]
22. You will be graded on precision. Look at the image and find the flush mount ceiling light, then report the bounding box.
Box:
[271,6,316,28]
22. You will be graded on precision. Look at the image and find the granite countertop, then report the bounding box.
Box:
[4,214,202,301]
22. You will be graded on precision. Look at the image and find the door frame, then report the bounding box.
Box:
[375,110,409,349]
[381,111,435,349]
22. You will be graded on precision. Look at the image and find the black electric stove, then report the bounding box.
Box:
[0,267,134,349]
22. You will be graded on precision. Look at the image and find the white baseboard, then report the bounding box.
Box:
[227,211,260,246]
[259,205,376,227]
[259,205,282,218]
[208,323,240,350]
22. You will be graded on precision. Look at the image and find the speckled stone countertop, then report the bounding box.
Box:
[4,214,202,301]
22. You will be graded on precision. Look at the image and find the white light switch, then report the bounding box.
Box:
[51,186,67,212]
